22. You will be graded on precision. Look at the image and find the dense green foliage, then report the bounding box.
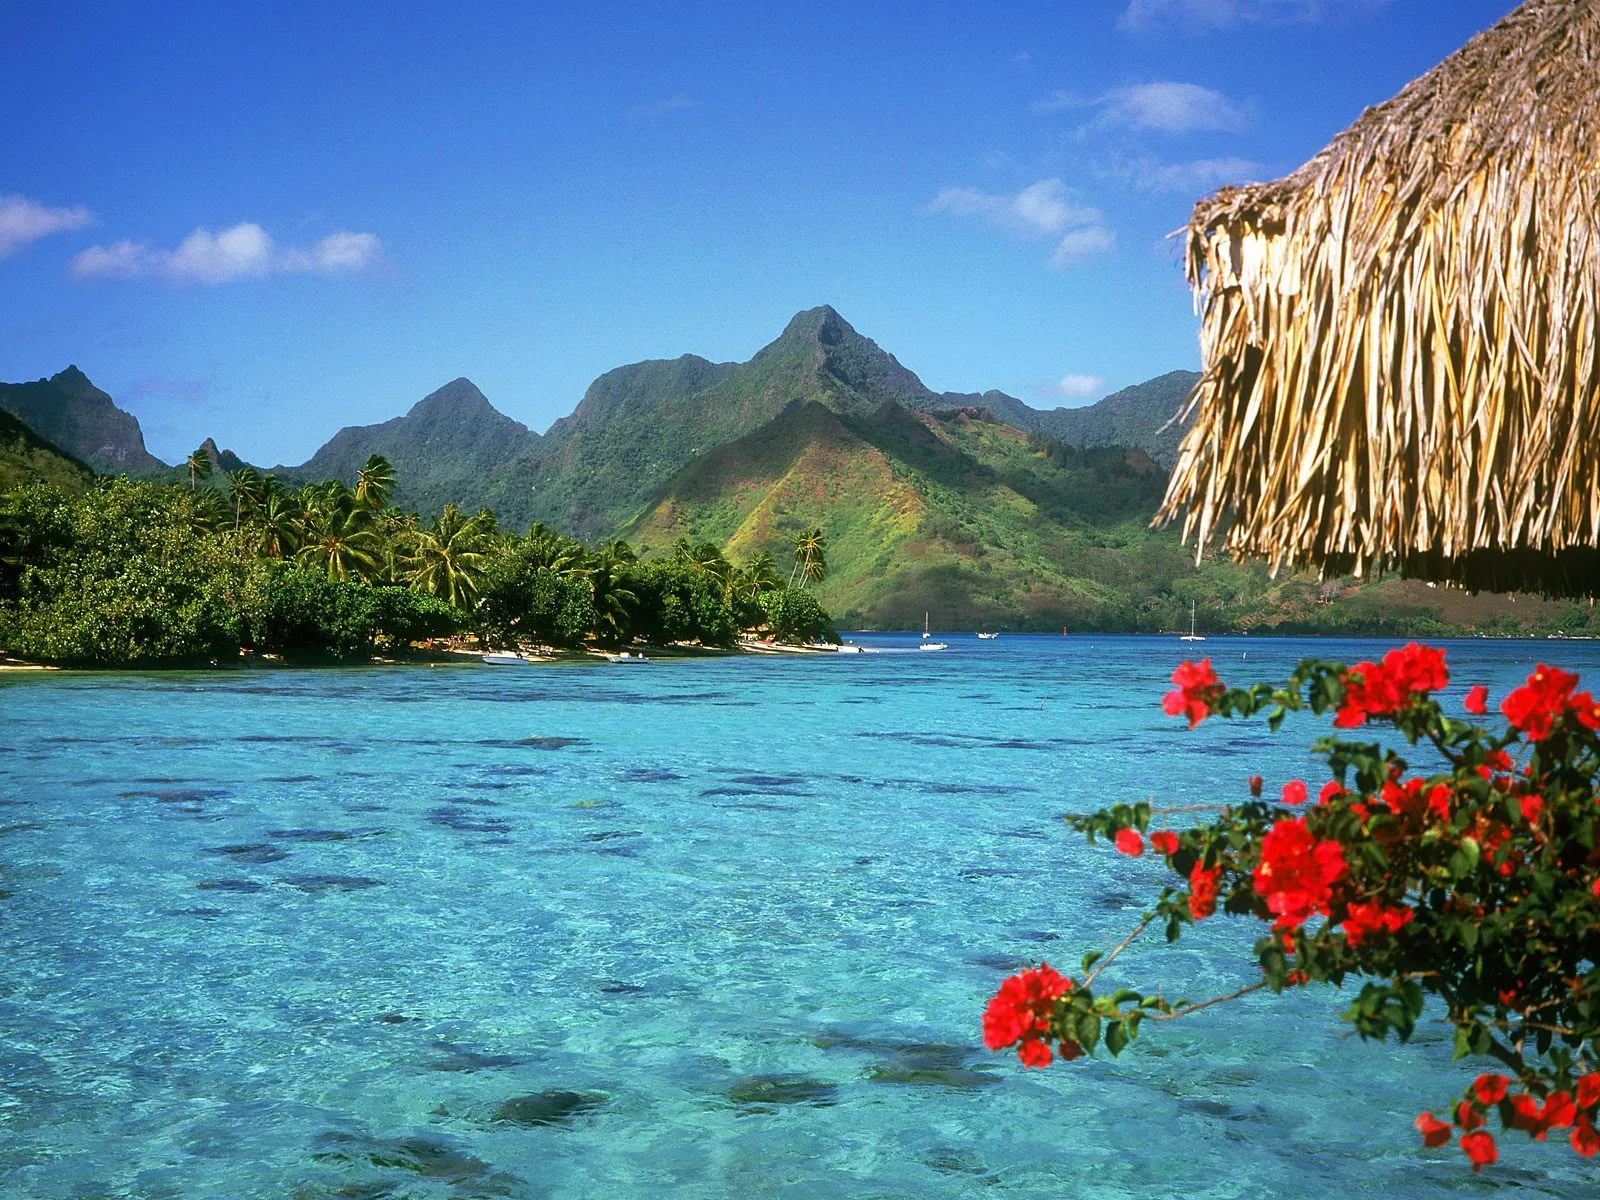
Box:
[0,461,834,666]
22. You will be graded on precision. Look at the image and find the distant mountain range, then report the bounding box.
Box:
[0,367,165,474]
[8,312,1599,633]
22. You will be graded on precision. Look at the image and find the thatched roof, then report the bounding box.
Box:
[1161,0,1600,596]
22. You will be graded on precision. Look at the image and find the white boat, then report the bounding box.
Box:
[1180,601,1206,642]
[919,641,949,652]
[604,651,648,663]
[976,632,998,640]
[482,652,528,665]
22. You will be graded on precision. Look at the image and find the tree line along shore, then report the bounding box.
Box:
[0,454,834,668]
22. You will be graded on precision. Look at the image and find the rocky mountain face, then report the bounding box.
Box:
[0,367,166,473]
[0,408,96,492]
[283,377,539,517]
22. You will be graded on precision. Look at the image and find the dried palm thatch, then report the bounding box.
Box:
[1162,0,1600,596]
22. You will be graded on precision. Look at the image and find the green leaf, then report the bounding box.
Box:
[1105,1020,1129,1057]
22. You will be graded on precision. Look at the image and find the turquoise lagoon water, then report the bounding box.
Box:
[3,635,1598,1198]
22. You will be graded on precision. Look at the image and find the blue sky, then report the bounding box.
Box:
[2,0,1517,466]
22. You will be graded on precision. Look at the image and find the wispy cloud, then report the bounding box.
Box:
[1119,0,1388,32]
[1036,82,1246,134]
[70,223,384,284]
[0,195,94,258]
[1112,154,1262,193]
[1057,373,1106,398]
[628,95,697,121]
[927,178,1116,268]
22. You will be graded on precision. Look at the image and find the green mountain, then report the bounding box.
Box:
[0,409,96,492]
[285,377,539,516]
[0,366,166,474]
[620,398,1206,629]
[481,305,957,538]
[947,371,1199,469]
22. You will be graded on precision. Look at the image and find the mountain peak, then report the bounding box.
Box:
[406,377,495,418]
[776,304,853,345]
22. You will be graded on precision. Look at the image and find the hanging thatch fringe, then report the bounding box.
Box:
[1159,0,1600,597]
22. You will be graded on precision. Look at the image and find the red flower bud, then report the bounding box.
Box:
[1577,1074,1600,1110]
[1472,1074,1509,1105]
[1415,1111,1452,1147]
[1248,774,1264,797]
[1460,1130,1497,1172]
[1572,1119,1600,1158]
[1114,828,1144,857]
[1149,831,1179,856]
[1281,779,1307,805]
[1455,1100,1484,1130]
[1465,684,1489,715]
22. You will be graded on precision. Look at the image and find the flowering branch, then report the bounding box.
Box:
[982,645,1600,1173]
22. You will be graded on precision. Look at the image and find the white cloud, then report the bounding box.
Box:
[1119,0,1387,31]
[1034,82,1246,134]
[927,179,1115,269]
[1113,154,1262,193]
[70,222,385,284]
[1102,82,1245,133]
[1051,226,1118,266]
[0,195,94,257]
[1057,373,1106,398]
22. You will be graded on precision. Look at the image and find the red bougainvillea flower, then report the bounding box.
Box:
[1188,862,1221,920]
[1114,828,1144,857]
[1016,1037,1054,1068]
[1465,685,1489,715]
[982,963,1071,1067]
[1318,780,1345,805]
[1415,1111,1452,1147]
[1334,660,1398,727]
[1573,1119,1600,1158]
[1383,641,1449,696]
[1162,658,1221,728]
[1473,1074,1510,1105]
[1460,1130,1497,1172]
[1281,779,1307,806]
[1341,900,1413,947]
[1149,831,1178,856]
[1509,1093,1547,1139]
[1577,1074,1600,1110]
[1455,1100,1484,1130]
[1252,818,1347,929]
[1501,664,1581,740]
[1541,1091,1577,1131]
[1248,774,1264,797]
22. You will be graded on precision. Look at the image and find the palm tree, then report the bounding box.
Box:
[253,491,301,559]
[523,522,586,576]
[354,454,397,511]
[402,504,496,609]
[188,487,230,535]
[227,466,264,531]
[295,490,382,582]
[735,550,782,598]
[586,541,639,643]
[789,527,827,589]
[185,444,214,492]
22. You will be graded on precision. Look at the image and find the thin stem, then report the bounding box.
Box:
[1145,980,1270,1021]
[1083,915,1155,989]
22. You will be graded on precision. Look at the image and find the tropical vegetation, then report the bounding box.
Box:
[0,455,833,667]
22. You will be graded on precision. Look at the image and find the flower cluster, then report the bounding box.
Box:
[1161,657,1222,728]
[982,963,1076,1067]
[990,644,1600,1174]
[1416,1073,1600,1168]
[1333,641,1449,727]
[1500,664,1600,741]
[1252,817,1346,930]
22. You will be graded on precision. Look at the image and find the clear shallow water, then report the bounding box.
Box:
[2,635,1598,1199]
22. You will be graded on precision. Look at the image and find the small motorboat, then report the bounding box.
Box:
[482,652,528,665]
[976,632,998,640]
[919,641,949,652]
